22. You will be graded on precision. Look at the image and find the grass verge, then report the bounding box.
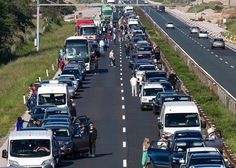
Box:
[0,21,75,137]
[135,7,236,156]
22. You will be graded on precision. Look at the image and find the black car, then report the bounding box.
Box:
[61,68,83,89]
[148,138,206,168]
[29,105,56,124]
[144,70,167,81]
[68,58,86,76]
[157,5,165,12]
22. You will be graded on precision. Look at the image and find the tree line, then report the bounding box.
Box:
[0,0,75,54]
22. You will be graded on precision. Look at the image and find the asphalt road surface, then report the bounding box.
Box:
[141,5,236,99]
[61,9,159,168]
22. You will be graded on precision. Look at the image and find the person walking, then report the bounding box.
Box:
[107,34,110,46]
[130,74,138,96]
[99,39,105,53]
[94,56,99,74]
[70,103,77,117]
[89,122,98,157]
[142,137,150,168]
[109,50,114,66]
[168,70,178,89]
[104,38,108,51]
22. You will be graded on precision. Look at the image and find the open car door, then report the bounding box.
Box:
[148,140,170,168]
[205,130,223,153]
[73,126,89,154]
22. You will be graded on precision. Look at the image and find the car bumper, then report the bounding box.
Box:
[141,102,153,109]
[61,146,73,156]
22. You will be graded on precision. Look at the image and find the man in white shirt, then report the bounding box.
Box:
[99,39,104,53]
[130,74,138,96]
[109,50,114,66]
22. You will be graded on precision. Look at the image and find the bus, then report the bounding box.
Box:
[63,36,91,72]
[101,6,113,22]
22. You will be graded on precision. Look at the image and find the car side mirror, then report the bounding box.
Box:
[2,150,8,158]
[229,164,234,168]
[53,149,59,157]
[201,121,206,128]
[158,122,163,129]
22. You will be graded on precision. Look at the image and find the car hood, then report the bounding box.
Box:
[58,137,71,144]
[31,114,44,119]
[171,152,185,159]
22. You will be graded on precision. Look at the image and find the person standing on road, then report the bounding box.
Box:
[94,56,99,75]
[107,34,110,46]
[34,77,40,91]
[16,117,24,131]
[130,74,138,97]
[139,73,145,95]
[109,50,114,66]
[70,103,77,117]
[89,122,97,157]
[142,137,150,168]
[99,39,105,53]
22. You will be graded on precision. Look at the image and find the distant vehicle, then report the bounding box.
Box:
[101,6,113,22]
[136,65,156,82]
[157,5,165,12]
[211,38,225,49]
[190,26,200,34]
[58,74,79,91]
[128,54,136,68]
[57,78,76,98]
[29,105,56,124]
[166,22,174,29]
[43,107,71,120]
[107,0,115,4]
[198,30,208,39]
[61,68,83,89]
[76,19,97,41]
[144,70,167,81]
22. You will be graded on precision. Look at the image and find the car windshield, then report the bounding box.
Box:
[162,83,172,90]
[137,47,152,52]
[81,27,96,35]
[165,113,200,127]
[48,128,70,137]
[45,110,69,118]
[62,69,80,76]
[174,132,202,139]
[163,96,191,102]
[139,66,155,71]
[60,76,74,81]
[146,72,167,79]
[173,141,205,152]
[103,10,112,15]
[137,54,151,59]
[38,93,66,106]
[143,88,163,96]
[33,108,46,114]
[58,81,73,87]
[10,139,50,157]
[189,158,224,166]
[65,43,88,58]
[187,151,219,160]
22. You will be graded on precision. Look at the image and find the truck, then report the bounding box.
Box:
[37,83,71,108]
[101,5,113,22]
[76,19,97,41]
[107,0,115,4]
[2,130,58,168]
[63,36,91,72]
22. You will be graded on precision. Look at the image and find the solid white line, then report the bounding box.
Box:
[123,127,126,132]
[121,90,124,93]
[123,141,126,148]
[120,73,122,75]
[120,78,123,80]
[122,105,125,109]
[122,97,124,100]
[123,159,127,167]
[122,115,125,120]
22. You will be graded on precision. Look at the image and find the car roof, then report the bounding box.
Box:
[174,130,201,134]
[34,105,56,108]
[162,94,190,98]
[43,118,69,122]
[145,70,166,73]
[175,138,204,142]
[57,78,73,82]
[143,83,163,88]
[20,127,47,131]
[190,153,222,158]
[44,124,70,129]
[46,107,69,111]
[187,147,219,152]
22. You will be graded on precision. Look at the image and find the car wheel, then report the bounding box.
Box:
[57,158,61,167]
[198,37,200,39]
[140,105,144,111]
[223,47,225,50]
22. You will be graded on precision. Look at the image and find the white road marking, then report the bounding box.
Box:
[120,78,123,80]
[122,97,124,100]
[220,58,223,60]
[123,127,126,132]
[122,105,125,109]
[204,47,206,49]
[123,141,126,148]
[120,64,122,67]
[231,65,234,68]
[225,62,228,64]
[120,57,122,59]
[121,90,124,93]
[120,73,122,75]
[215,55,218,57]
[200,44,203,46]
[123,159,127,167]
[120,60,122,63]
[120,68,123,71]
[197,42,199,44]
[211,52,214,54]
[122,115,125,120]
[207,49,210,51]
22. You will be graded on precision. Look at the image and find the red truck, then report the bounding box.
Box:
[76,19,97,41]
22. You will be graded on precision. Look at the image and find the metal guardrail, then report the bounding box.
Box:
[135,6,236,166]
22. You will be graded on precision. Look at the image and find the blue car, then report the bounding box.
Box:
[148,138,206,168]
[29,105,56,124]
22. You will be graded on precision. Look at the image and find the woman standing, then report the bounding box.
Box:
[142,137,150,168]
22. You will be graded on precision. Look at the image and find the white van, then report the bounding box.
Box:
[2,131,58,168]
[158,102,206,137]
[140,83,164,111]
[37,84,71,108]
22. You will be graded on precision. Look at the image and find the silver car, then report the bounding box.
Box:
[198,30,208,39]
[190,26,200,34]
[165,22,174,29]
[211,38,225,49]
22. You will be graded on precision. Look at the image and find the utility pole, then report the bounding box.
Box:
[36,0,40,51]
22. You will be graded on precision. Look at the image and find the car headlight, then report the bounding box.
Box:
[69,89,74,92]
[64,141,70,145]
[142,98,148,102]
[42,159,53,165]
[9,160,19,166]
[164,132,173,137]
[173,157,180,160]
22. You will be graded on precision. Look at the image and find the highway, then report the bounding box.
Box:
[142,6,236,98]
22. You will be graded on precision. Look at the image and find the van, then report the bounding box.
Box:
[37,84,71,108]
[158,102,206,137]
[2,130,59,168]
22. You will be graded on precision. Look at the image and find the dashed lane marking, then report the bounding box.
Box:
[211,52,214,54]
[120,77,123,80]
[121,83,123,86]
[121,90,124,93]
[120,60,122,63]
[122,115,125,120]
[123,127,126,132]
[122,97,124,100]
[215,55,218,57]
[220,58,223,60]
[120,68,123,71]
[122,105,125,109]
[123,141,126,148]
[231,65,234,68]
[120,64,122,67]
[120,73,122,75]
[225,62,228,64]
[123,159,127,167]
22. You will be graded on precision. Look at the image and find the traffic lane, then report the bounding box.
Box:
[62,46,126,167]
[120,41,159,167]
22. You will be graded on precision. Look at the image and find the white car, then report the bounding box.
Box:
[166,22,175,29]
[140,83,164,111]
[198,30,208,39]
[58,74,79,91]
[190,26,200,34]
[136,65,156,82]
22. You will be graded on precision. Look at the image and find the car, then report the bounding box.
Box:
[43,124,89,159]
[135,53,153,60]
[134,34,147,41]
[45,122,76,134]
[211,38,225,49]
[57,78,76,98]
[89,42,101,57]
[170,130,203,141]
[166,22,174,29]
[204,130,223,153]
[180,153,234,168]
[190,26,200,34]
[152,92,176,115]
[161,82,174,92]
[198,30,208,39]
[28,105,56,124]
[140,83,164,111]
[41,118,73,127]
[61,68,83,89]
[157,5,165,12]
[43,107,71,120]
[148,138,206,168]
[135,46,153,54]
[144,70,167,81]
[136,65,157,82]
[131,37,144,49]
[58,74,79,91]
[147,77,168,83]
[68,58,86,76]
[179,147,220,165]
[64,63,85,81]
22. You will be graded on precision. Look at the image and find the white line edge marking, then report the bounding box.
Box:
[120,78,123,80]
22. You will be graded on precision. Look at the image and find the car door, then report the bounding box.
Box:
[148,140,170,168]
[205,130,223,152]
[73,127,89,153]
[21,121,37,129]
